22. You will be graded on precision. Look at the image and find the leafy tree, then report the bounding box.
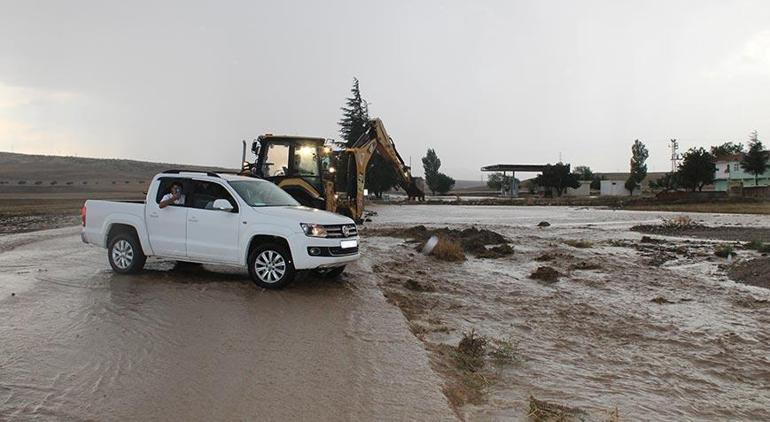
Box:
[649,172,681,192]
[366,154,400,198]
[486,172,514,190]
[625,140,649,195]
[710,142,744,159]
[434,173,456,194]
[421,148,455,195]
[422,148,441,194]
[337,78,399,195]
[678,147,716,192]
[533,163,580,197]
[740,131,769,186]
[572,165,593,181]
[590,174,605,190]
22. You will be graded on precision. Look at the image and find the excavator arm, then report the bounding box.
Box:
[344,118,424,221]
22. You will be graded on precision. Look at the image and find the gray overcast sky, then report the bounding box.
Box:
[2,0,770,179]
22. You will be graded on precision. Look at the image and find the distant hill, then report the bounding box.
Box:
[0,151,236,193]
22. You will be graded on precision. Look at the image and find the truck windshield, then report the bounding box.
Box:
[228,180,300,207]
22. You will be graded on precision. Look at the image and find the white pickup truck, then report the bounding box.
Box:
[81,170,360,288]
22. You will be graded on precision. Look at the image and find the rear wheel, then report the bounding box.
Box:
[108,233,146,274]
[313,265,346,279]
[248,243,295,289]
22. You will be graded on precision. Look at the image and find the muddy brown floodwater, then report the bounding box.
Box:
[0,227,455,420]
[363,205,770,421]
[2,205,770,421]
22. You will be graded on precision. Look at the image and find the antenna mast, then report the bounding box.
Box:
[669,139,680,172]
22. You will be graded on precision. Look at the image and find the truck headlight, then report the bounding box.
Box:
[300,223,327,238]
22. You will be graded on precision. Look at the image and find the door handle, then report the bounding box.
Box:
[189,217,198,223]
[149,212,159,218]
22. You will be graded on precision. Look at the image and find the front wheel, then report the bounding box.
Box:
[108,233,146,274]
[313,265,346,279]
[248,243,296,289]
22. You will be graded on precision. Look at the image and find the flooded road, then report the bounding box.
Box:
[3,205,770,421]
[365,205,770,420]
[0,227,455,420]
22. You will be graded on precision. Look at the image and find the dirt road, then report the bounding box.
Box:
[0,227,455,420]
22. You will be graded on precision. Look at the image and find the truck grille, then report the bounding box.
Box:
[324,224,358,238]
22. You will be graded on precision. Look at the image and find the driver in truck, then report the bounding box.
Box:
[159,181,185,208]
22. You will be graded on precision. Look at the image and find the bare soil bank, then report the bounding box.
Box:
[0,192,144,234]
[729,257,770,289]
[631,223,770,243]
[390,195,770,214]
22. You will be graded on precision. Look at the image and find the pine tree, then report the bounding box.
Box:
[740,131,769,186]
[337,78,399,196]
[338,78,369,146]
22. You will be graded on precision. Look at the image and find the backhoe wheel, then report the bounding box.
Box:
[313,266,346,279]
[248,243,296,289]
[108,233,146,274]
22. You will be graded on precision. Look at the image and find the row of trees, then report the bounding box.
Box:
[524,132,769,197]
[651,132,769,192]
[340,78,769,198]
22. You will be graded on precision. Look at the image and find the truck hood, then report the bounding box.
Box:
[252,206,355,225]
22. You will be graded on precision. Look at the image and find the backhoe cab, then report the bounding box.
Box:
[242,135,332,211]
[241,119,425,222]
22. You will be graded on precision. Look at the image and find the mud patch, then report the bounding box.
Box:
[729,257,770,289]
[632,224,770,243]
[404,278,437,292]
[367,225,512,258]
[569,261,602,271]
[0,214,80,234]
[476,243,514,259]
[530,266,561,282]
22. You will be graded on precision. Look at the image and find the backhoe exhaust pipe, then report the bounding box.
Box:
[241,140,247,168]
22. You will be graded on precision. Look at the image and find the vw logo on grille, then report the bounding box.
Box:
[342,225,352,237]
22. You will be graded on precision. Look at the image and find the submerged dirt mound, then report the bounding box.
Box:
[530,266,560,282]
[368,225,511,258]
[729,257,770,289]
[404,278,437,292]
[476,244,514,259]
[570,261,601,271]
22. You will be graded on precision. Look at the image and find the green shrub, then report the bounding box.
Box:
[714,244,736,258]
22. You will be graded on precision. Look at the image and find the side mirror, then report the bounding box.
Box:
[213,199,234,212]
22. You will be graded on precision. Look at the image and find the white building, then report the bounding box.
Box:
[600,180,640,196]
[563,180,591,196]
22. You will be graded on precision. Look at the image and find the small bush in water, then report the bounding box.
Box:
[455,329,488,371]
[430,237,466,261]
[714,244,736,258]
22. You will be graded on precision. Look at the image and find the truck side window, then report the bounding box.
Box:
[190,181,238,212]
[156,178,187,206]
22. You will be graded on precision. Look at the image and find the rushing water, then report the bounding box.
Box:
[364,205,770,420]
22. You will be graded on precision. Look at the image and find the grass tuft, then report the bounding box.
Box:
[430,236,466,261]
[714,244,737,258]
[455,329,488,371]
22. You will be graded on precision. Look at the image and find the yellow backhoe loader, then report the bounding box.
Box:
[241,118,424,222]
